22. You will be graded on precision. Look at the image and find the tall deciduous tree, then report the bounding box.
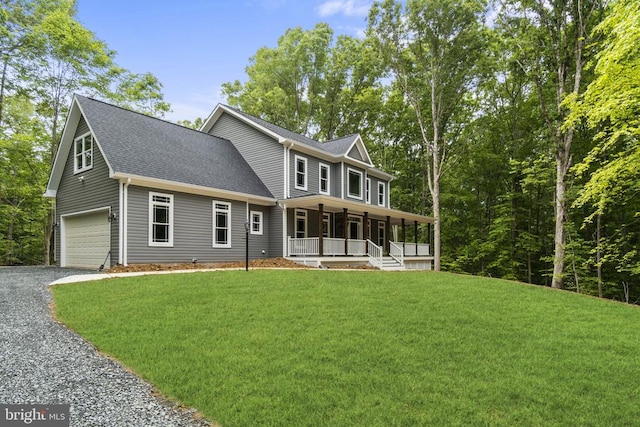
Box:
[221,23,384,142]
[368,0,487,271]
[567,0,640,295]
[498,0,602,288]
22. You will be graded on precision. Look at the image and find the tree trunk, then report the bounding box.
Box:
[551,155,568,289]
[432,171,441,271]
[596,213,602,298]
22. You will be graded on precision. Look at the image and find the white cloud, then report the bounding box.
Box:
[316,0,371,18]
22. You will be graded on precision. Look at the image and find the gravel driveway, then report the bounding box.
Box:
[0,266,209,426]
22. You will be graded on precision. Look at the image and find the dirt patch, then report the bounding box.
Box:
[108,257,309,273]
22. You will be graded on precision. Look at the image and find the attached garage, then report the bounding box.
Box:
[62,209,111,269]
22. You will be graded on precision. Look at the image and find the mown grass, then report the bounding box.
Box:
[52,270,640,426]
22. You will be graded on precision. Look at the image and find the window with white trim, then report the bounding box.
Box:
[74,133,93,173]
[213,201,231,247]
[378,182,386,207]
[250,211,263,235]
[149,192,173,247]
[366,178,371,204]
[347,168,363,199]
[295,209,307,238]
[295,155,307,190]
[319,163,330,195]
[322,213,331,238]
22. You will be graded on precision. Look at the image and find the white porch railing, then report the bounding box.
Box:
[390,241,404,266]
[288,237,319,256]
[324,238,346,255]
[347,239,367,256]
[367,240,382,268]
[403,243,430,256]
[287,238,430,258]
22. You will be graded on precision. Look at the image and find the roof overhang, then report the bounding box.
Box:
[280,195,433,225]
[113,173,277,206]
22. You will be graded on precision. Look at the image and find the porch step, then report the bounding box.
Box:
[379,257,405,271]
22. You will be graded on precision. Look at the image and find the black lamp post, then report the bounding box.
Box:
[244,220,250,271]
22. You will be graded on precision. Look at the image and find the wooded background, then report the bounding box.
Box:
[1,0,638,303]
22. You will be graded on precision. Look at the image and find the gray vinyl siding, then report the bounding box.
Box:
[369,176,388,208]
[268,205,284,257]
[126,186,271,264]
[333,163,343,198]
[55,116,119,267]
[209,112,285,199]
[347,144,364,162]
[289,151,323,198]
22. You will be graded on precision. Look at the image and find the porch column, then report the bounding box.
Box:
[414,221,418,244]
[386,215,391,254]
[364,212,369,253]
[427,223,432,249]
[401,218,406,254]
[318,203,324,256]
[343,208,348,255]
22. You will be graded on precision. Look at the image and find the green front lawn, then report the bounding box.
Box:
[52,270,640,426]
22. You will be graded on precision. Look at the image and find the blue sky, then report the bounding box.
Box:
[76,0,373,122]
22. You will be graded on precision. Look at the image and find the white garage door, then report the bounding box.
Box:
[63,210,111,269]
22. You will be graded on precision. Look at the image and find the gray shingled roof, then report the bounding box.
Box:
[322,134,360,155]
[226,106,358,156]
[76,96,273,199]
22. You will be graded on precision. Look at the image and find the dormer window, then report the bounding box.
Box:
[74,133,93,173]
[295,155,307,190]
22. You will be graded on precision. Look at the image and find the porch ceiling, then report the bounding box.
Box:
[281,195,433,225]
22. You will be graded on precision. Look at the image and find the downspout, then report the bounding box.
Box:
[123,177,131,266]
[282,202,287,257]
[119,181,124,264]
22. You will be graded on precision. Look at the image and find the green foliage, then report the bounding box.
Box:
[0,0,169,265]
[54,270,640,426]
[222,23,383,142]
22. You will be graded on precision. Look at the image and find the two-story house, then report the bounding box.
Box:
[45,95,433,270]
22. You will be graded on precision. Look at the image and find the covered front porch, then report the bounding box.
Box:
[281,195,434,270]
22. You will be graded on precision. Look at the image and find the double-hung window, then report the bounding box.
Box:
[319,163,330,195]
[347,168,363,200]
[149,192,173,247]
[250,211,263,235]
[74,133,93,173]
[378,182,386,207]
[295,155,307,190]
[213,201,231,247]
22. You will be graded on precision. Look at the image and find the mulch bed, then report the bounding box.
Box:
[108,257,376,273]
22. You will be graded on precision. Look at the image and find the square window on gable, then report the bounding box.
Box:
[74,133,93,173]
[295,155,307,190]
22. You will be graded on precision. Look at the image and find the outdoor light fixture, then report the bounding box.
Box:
[244,221,250,271]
